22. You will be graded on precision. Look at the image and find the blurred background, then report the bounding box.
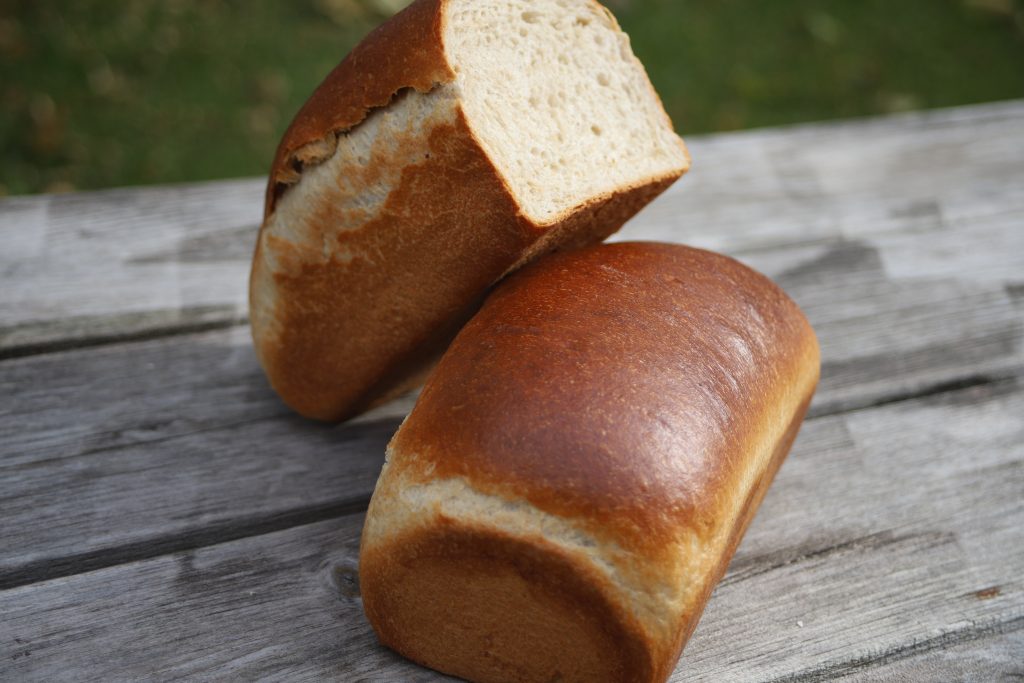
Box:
[1,0,1022,197]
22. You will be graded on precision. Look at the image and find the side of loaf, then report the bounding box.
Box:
[249,0,690,421]
[359,242,820,682]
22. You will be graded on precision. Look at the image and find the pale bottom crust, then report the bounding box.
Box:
[360,391,816,683]
[361,527,653,683]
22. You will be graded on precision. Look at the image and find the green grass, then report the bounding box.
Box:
[2,0,1022,196]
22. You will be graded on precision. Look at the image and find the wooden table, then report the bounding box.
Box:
[2,100,1022,681]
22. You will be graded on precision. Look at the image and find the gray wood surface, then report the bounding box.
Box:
[2,99,1022,355]
[2,100,1024,681]
[2,217,1019,588]
[2,383,1020,681]
[834,629,1024,683]
[0,326,416,588]
[0,179,259,357]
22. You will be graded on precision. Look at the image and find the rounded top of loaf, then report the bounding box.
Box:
[390,242,820,557]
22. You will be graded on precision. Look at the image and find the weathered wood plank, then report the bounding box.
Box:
[4,222,1019,470]
[2,383,1020,681]
[0,325,410,471]
[616,99,1024,254]
[738,214,1024,415]
[678,381,1024,682]
[0,178,261,356]
[829,628,1024,683]
[0,324,418,588]
[2,219,1020,588]
[2,102,1021,678]
[2,100,1022,355]
[0,332,411,589]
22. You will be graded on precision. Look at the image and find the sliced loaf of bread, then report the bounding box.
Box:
[250,0,689,421]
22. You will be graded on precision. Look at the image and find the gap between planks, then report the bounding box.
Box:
[764,615,1024,683]
[2,371,1021,680]
[3,100,1022,361]
[0,313,246,362]
[3,209,1019,590]
[0,493,372,591]
[0,372,1019,592]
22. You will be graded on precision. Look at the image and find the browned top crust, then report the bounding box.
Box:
[264,0,455,215]
[391,242,821,559]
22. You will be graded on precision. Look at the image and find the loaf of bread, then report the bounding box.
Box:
[359,242,819,682]
[249,0,690,421]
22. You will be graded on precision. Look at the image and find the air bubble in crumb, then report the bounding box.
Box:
[522,10,541,23]
[597,73,611,86]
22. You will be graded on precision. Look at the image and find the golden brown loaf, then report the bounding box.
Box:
[359,242,820,682]
[249,0,689,421]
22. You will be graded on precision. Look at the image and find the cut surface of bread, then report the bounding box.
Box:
[445,0,686,222]
[360,243,820,682]
[250,0,688,421]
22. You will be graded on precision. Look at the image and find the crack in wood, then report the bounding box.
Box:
[0,412,290,474]
[808,373,1020,419]
[1,375,1017,593]
[721,529,957,588]
[0,315,247,361]
[763,614,1024,683]
[2,101,1021,678]
[0,496,370,591]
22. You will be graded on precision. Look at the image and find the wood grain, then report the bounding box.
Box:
[2,101,1023,681]
[2,101,1022,356]
[2,383,1020,681]
[616,99,1024,255]
[0,324,420,588]
[678,379,1024,682]
[0,329,413,588]
[1,223,1020,587]
[826,628,1024,683]
[0,179,260,357]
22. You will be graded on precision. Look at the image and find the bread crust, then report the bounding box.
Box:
[362,524,654,682]
[249,0,689,422]
[264,0,454,215]
[362,242,820,681]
